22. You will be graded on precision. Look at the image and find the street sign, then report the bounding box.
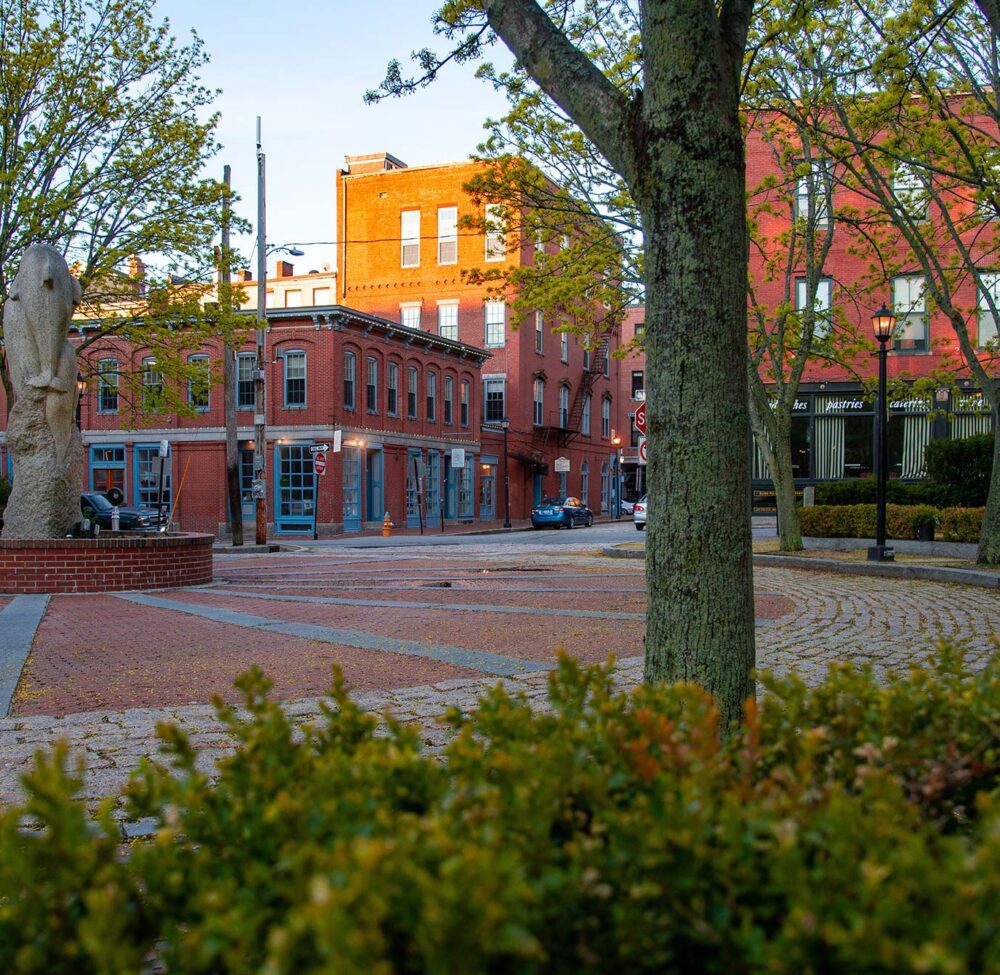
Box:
[333,429,342,453]
[251,478,266,500]
[554,456,571,473]
[637,437,648,465]
[634,401,647,435]
[313,452,327,476]
[309,443,330,454]
[452,447,466,467]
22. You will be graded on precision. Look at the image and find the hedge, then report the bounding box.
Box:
[814,478,942,507]
[800,503,984,542]
[925,434,994,507]
[3,650,1000,973]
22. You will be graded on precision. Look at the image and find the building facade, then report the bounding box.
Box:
[335,153,624,518]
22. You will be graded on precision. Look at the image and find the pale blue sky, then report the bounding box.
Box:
[157,0,512,275]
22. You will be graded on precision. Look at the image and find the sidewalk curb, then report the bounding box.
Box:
[600,544,1000,589]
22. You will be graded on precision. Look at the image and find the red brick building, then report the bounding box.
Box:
[2,306,490,536]
[336,153,624,517]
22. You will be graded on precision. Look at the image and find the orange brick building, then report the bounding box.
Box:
[336,153,625,517]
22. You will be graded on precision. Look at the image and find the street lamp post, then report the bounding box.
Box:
[75,372,86,430]
[868,304,897,562]
[502,418,511,529]
[254,116,304,545]
[611,435,623,518]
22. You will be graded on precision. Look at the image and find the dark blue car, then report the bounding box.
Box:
[531,496,594,529]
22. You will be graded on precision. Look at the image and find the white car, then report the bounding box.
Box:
[620,498,636,516]
[633,496,647,531]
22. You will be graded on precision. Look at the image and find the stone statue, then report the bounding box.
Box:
[2,244,84,539]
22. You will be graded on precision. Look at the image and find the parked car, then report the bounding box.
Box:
[531,496,594,529]
[80,492,167,531]
[633,495,647,531]
[620,498,636,516]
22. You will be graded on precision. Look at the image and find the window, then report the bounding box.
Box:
[343,351,356,410]
[407,366,418,419]
[601,340,610,378]
[401,209,420,267]
[583,345,591,370]
[236,352,255,410]
[284,289,302,308]
[581,393,591,436]
[484,203,505,261]
[438,301,458,340]
[313,286,331,305]
[444,376,454,424]
[795,158,832,225]
[795,277,833,339]
[438,206,458,264]
[978,273,1000,349]
[634,321,646,341]
[366,356,378,413]
[892,275,928,352]
[601,396,611,438]
[135,444,170,509]
[560,331,568,363]
[387,362,399,416]
[484,377,506,423]
[894,164,928,220]
[558,471,568,497]
[581,461,590,506]
[533,378,545,425]
[426,370,437,422]
[400,303,422,330]
[97,358,118,413]
[484,301,505,347]
[284,350,306,407]
[535,311,543,353]
[461,379,470,427]
[142,357,162,412]
[559,384,570,427]
[631,370,644,399]
[188,354,210,411]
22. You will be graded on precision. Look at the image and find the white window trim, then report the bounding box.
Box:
[401,210,420,268]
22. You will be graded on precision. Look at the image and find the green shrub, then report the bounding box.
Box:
[814,479,942,506]
[925,434,995,507]
[3,652,1000,973]
[0,476,10,514]
[801,503,984,542]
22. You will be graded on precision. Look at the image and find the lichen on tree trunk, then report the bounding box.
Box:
[978,410,1000,565]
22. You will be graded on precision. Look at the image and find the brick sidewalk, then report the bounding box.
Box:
[0,542,997,807]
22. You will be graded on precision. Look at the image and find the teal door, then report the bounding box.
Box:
[342,446,362,532]
[479,464,496,520]
[365,448,384,525]
[533,474,543,507]
[275,443,316,533]
[444,456,457,519]
[406,449,423,528]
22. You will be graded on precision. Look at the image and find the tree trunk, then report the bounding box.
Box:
[220,164,243,547]
[640,95,756,728]
[977,407,1000,564]
[771,444,802,551]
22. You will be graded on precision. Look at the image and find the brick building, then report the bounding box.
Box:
[335,153,624,518]
[618,122,998,500]
[2,306,490,536]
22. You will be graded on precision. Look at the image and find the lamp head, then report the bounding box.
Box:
[871,305,896,342]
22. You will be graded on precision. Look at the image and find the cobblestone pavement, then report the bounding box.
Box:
[0,540,997,807]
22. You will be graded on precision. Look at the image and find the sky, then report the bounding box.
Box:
[158,0,513,278]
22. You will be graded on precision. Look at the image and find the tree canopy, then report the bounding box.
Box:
[0,0,241,414]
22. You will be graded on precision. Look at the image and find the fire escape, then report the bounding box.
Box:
[535,337,612,449]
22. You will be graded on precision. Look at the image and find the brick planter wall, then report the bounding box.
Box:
[0,533,213,594]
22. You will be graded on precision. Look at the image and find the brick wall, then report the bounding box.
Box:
[0,533,213,594]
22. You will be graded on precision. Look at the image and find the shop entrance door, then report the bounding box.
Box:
[365,448,384,525]
[275,443,316,533]
[342,446,362,532]
[480,464,496,520]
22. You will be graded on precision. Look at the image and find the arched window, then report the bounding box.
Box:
[533,378,545,426]
[581,393,591,436]
[343,351,356,410]
[601,396,611,438]
[581,461,590,506]
[558,384,570,428]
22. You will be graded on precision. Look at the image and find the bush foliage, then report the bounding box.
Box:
[925,434,994,507]
[814,478,942,506]
[2,651,1000,973]
[800,503,984,542]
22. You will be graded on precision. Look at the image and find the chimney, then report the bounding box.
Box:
[275,261,294,278]
[344,152,408,175]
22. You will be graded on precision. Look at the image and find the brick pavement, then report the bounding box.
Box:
[0,542,997,807]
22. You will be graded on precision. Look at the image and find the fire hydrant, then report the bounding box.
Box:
[382,512,393,537]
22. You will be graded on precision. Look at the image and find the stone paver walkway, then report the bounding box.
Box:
[0,541,997,807]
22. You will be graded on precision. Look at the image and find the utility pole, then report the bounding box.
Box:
[221,164,243,546]
[254,118,267,545]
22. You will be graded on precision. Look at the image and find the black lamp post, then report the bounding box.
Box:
[868,304,896,562]
[75,372,87,430]
[501,418,511,529]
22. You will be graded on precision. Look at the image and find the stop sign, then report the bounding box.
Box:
[634,401,646,435]
[313,451,327,476]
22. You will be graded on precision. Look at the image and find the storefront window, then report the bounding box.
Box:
[813,394,873,479]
